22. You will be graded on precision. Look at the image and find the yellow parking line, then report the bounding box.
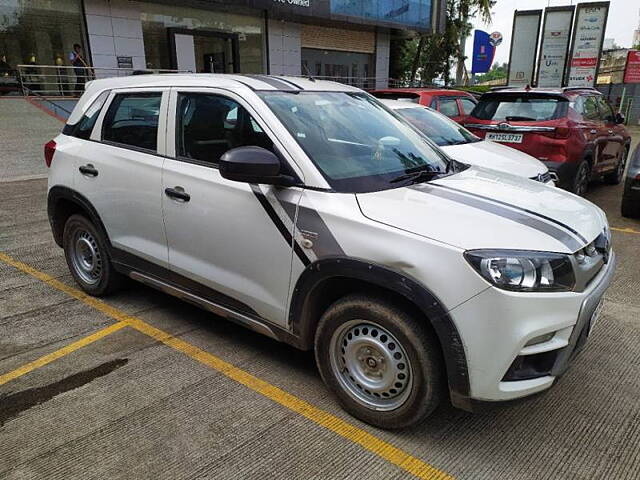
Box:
[0,251,452,480]
[0,321,127,386]
[611,226,640,235]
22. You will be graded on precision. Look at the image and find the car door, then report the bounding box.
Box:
[596,95,623,172]
[161,88,303,326]
[75,88,169,267]
[577,95,608,174]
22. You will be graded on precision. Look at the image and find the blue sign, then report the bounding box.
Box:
[471,30,496,74]
[330,0,432,29]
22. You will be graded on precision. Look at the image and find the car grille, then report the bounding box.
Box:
[531,171,553,183]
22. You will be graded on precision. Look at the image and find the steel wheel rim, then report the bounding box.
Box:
[330,320,413,411]
[70,230,102,285]
[617,150,627,180]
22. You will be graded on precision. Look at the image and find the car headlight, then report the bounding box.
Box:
[464,250,575,292]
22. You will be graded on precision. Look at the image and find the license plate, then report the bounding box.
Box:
[589,298,605,335]
[486,132,524,143]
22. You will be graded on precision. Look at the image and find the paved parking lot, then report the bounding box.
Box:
[1,98,640,479]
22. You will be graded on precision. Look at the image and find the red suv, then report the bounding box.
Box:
[464,87,631,195]
[370,88,477,124]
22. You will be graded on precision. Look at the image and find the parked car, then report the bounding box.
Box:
[370,87,477,124]
[47,75,614,429]
[464,87,631,196]
[622,143,640,218]
[381,99,555,185]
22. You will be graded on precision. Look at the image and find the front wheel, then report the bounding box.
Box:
[314,295,444,429]
[604,146,629,185]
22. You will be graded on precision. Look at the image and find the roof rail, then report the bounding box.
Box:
[562,86,599,92]
[489,86,518,91]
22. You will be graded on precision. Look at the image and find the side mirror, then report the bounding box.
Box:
[219,146,296,186]
[615,112,625,125]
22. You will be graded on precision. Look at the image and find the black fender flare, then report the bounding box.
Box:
[289,257,471,410]
[47,186,111,248]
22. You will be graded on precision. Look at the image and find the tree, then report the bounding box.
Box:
[455,0,493,85]
[474,62,507,84]
[401,0,493,86]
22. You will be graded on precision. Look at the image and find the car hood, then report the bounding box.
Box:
[441,140,546,179]
[356,166,607,253]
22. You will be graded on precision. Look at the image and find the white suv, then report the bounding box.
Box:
[46,75,615,428]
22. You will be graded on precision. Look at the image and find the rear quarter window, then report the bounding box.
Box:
[63,91,109,140]
[472,94,568,121]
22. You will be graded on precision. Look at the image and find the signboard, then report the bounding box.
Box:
[624,50,640,83]
[489,31,503,47]
[471,30,495,74]
[507,10,542,86]
[116,56,133,69]
[536,6,574,87]
[567,2,610,87]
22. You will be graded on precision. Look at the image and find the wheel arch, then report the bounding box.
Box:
[289,257,471,410]
[48,186,111,248]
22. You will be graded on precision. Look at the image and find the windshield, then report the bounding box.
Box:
[259,92,449,193]
[472,94,568,121]
[395,106,480,146]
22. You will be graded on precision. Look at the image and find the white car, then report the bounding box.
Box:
[382,99,556,185]
[46,75,614,428]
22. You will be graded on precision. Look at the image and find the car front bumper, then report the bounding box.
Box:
[449,251,616,405]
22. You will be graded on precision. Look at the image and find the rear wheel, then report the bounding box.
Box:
[604,145,629,185]
[314,295,444,429]
[572,160,591,196]
[63,214,123,296]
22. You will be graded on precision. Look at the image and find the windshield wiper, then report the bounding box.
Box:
[505,115,536,121]
[389,168,444,184]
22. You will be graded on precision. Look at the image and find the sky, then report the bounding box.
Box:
[465,0,640,71]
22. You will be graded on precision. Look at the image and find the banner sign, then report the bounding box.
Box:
[567,2,610,87]
[507,10,542,86]
[536,6,574,87]
[623,50,640,84]
[471,30,495,74]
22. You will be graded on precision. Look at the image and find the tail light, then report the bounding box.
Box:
[44,140,56,168]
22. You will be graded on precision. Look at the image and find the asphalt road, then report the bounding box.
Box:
[1,98,640,480]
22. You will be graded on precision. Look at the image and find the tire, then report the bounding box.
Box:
[604,145,629,185]
[314,294,444,429]
[572,160,591,196]
[63,214,124,296]
[621,196,640,218]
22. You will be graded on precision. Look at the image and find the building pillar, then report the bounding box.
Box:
[375,30,390,88]
[83,0,146,76]
[268,19,301,76]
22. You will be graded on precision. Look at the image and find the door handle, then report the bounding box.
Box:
[79,164,98,177]
[165,186,190,202]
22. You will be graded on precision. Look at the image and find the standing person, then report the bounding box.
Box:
[69,43,88,95]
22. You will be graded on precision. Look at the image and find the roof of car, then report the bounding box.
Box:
[484,86,601,98]
[85,73,361,93]
[371,88,473,97]
[68,74,362,124]
[379,99,427,110]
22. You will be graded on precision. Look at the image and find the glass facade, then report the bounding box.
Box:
[140,3,265,73]
[330,0,432,29]
[301,48,373,88]
[0,0,85,70]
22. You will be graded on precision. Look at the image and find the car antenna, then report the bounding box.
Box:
[302,63,315,82]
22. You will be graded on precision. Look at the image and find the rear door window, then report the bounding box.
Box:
[580,96,600,122]
[439,97,460,117]
[473,94,568,121]
[102,93,162,151]
[596,96,615,122]
[459,97,477,115]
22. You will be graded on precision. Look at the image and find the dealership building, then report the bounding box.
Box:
[0,0,444,89]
